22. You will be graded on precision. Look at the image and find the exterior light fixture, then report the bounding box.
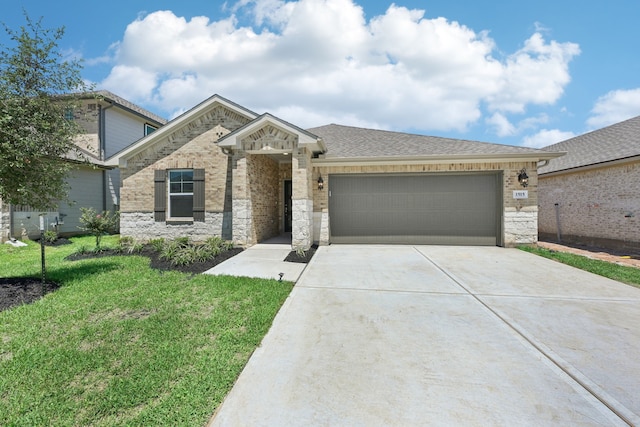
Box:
[317,175,324,190]
[517,168,529,187]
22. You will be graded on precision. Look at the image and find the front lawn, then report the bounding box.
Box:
[0,236,293,426]
[520,245,640,288]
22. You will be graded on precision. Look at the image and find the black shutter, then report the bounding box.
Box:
[193,169,205,222]
[154,169,166,222]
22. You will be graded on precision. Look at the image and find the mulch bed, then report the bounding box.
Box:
[1,244,244,313]
[0,278,60,312]
[284,244,318,263]
[64,247,244,274]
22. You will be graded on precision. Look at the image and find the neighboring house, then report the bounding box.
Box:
[538,115,640,251]
[0,90,166,240]
[108,94,561,250]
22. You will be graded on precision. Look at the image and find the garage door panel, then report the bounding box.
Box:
[329,174,499,245]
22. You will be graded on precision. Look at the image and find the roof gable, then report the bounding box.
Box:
[106,94,258,166]
[218,113,326,154]
[539,115,640,174]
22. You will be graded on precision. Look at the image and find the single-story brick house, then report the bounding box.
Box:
[107,94,562,250]
[538,115,640,251]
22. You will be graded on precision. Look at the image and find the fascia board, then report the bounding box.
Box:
[312,151,566,167]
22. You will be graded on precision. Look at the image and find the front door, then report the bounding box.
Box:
[284,180,292,232]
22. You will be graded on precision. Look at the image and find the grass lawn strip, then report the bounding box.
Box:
[0,236,293,426]
[520,245,640,288]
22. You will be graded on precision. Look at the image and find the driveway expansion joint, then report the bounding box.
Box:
[414,246,635,426]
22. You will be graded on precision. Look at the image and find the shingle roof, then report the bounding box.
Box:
[539,115,640,175]
[90,90,167,125]
[307,124,552,159]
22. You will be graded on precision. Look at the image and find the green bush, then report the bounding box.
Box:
[149,238,165,252]
[78,207,118,248]
[118,236,143,254]
[42,229,58,244]
[158,236,233,266]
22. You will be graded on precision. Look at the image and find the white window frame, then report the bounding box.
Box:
[145,123,158,136]
[168,169,194,219]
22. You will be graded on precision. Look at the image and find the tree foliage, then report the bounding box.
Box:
[0,13,90,209]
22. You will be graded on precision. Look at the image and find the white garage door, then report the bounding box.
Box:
[329,173,501,245]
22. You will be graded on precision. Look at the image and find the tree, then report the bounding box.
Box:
[0,12,91,210]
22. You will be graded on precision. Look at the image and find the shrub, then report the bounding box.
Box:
[149,238,165,253]
[118,236,143,254]
[73,244,91,256]
[157,237,233,266]
[160,240,182,262]
[42,229,58,244]
[78,208,118,249]
[175,237,190,247]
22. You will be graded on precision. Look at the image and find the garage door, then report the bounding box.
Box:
[329,173,501,245]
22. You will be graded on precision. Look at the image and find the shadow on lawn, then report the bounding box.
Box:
[1,261,121,313]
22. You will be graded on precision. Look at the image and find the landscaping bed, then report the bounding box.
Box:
[1,236,243,313]
[0,278,60,312]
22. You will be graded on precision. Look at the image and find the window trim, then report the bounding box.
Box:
[167,169,194,220]
[144,123,158,136]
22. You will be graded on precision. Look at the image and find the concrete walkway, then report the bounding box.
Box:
[204,235,307,282]
[209,245,640,426]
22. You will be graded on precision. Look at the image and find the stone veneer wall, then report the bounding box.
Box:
[292,149,313,250]
[538,161,640,250]
[120,212,232,241]
[311,161,538,247]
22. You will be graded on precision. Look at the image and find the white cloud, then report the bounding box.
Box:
[486,113,516,137]
[587,88,640,129]
[99,0,580,135]
[521,129,575,148]
[487,113,549,137]
[486,33,580,113]
[101,65,158,101]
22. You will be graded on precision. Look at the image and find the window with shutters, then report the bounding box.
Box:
[168,170,194,218]
[154,169,205,222]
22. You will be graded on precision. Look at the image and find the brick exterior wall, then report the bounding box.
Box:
[538,161,640,250]
[311,161,538,247]
[117,100,542,249]
[119,121,239,242]
[247,154,280,243]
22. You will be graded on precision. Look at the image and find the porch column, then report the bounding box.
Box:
[292,148,313,251]
[231,152,254,246]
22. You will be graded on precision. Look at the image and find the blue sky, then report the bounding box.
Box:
[3,0,640,147]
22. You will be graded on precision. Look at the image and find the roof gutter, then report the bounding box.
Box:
[539,154,640,177]
[312,151,565,167]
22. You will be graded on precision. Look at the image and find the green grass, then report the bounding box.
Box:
[519,245,640,288]
[0,236,293,426]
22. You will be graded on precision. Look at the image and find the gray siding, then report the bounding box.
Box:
[58,166,105,235]
[104,108,146,157]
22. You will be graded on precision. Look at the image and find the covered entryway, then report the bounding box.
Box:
[328,173,502,245]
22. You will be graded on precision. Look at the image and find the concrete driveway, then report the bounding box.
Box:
[209,245,640,426]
